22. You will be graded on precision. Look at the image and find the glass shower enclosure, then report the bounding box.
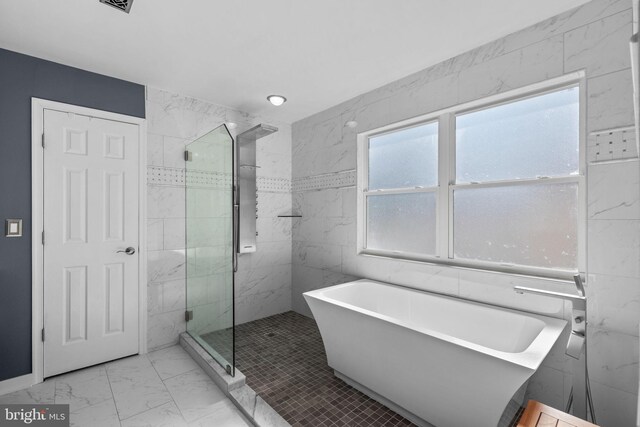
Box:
[185,124,236,375]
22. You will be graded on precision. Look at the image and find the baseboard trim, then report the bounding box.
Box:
[0,374,35,396]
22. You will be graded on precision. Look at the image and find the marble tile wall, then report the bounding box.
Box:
[291,1,639,426]
[146,87,292,350]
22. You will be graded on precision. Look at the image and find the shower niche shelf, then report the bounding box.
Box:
[277,211,302,218]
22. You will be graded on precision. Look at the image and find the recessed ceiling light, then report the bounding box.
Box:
[267,95,287,106]
[345,120,358,128]
[226,122,237,130]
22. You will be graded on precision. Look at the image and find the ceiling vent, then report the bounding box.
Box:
[99,0,134,13]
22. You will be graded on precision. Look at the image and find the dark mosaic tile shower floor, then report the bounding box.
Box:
[205,311,415,426]
[203,311,525,427]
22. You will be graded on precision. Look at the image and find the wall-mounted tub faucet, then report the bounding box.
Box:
[514,275,586,358]
[572,273,586,297]
[514,274,596,423]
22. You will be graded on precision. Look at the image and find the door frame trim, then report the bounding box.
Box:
[31,98,148,384]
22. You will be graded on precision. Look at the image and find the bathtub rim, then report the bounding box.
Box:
[303,278,567,372]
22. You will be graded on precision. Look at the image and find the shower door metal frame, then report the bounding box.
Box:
[231,127,238,375]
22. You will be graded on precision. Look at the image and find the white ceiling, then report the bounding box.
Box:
[0,0,590,123]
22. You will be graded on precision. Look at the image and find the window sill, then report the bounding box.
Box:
[357,249,577,284]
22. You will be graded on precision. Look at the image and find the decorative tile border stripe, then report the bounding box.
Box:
[257,177,291,193]
[147,166,291,193]
[188,169,233,187]
[293,170,356,192]
[147,165,355,192]
[147,166,185,186]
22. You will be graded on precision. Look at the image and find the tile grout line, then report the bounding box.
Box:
[103,363,124,426]
[108,355,175,423]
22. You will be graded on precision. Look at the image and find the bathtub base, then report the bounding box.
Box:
[335,370,435,427]
[337,370,528,427]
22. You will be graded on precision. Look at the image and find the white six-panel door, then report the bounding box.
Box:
[43,109,139,377]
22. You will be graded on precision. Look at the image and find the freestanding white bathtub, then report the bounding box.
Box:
[304,279,567,427]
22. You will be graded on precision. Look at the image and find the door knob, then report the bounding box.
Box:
[117,247,136,255]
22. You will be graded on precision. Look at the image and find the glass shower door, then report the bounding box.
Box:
[185,124,235,375]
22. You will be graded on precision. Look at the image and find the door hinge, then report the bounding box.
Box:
[185,310,193,322]
[41,328,45,342]
[41,231,45,245]
[184,151,193,162]
[41,133,45,148]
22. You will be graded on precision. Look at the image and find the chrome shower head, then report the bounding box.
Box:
[237,124,278,143]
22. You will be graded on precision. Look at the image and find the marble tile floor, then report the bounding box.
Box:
[0,345,252,427]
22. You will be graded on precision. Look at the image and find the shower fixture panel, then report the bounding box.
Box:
[99,0,134,13]
[236,124,278,254]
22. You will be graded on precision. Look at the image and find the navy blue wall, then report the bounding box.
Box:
[0,48,145,381]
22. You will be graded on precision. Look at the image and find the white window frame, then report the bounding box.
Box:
[357,72,586,280]
[362,119,441,256]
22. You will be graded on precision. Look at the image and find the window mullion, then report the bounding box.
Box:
[448,113,456,260]
[437,113,452,259]
[357,133,368,254]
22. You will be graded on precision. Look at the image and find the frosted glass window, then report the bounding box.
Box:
[369,122,438,190]
[360,81,582,275]
[456,87,579,183]
[367,193,436,254]
[453,183,578,269]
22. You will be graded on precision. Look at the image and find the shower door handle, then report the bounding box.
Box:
[233,204,239,272]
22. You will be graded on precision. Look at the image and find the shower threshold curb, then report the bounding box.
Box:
[180,332,290,427]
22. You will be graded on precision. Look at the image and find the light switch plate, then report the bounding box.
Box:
[5,219,22,237]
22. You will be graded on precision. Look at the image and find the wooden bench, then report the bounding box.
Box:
[517,400,599,427]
